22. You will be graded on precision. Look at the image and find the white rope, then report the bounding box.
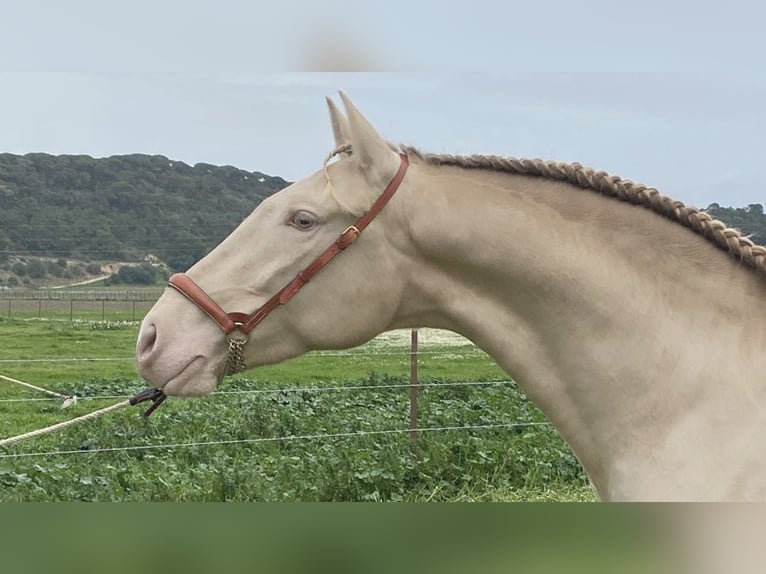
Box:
[0,376,520,450]
[0,373,77,408]
[0,358,135,364]
[0,400,130,448]
[0,421,552,459]
[0,374,69,399]
[0,350,487,364]
[0,380,516,404]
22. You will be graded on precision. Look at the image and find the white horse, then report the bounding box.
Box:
[136,91,766,501]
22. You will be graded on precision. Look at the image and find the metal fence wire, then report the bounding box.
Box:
[0,288,164,320]
[0,301,537,460]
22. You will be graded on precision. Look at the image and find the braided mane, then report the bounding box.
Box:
[400,145,766,278]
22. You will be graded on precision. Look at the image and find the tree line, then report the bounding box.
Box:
[0,152,289,271]
[1,152,765,275]
[705,203,766,244]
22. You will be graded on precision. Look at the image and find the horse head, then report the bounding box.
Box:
[136,92,415,396]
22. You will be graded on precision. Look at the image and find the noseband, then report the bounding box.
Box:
[167,153,410,378]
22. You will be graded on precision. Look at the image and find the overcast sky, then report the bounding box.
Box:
[1,1,764,209]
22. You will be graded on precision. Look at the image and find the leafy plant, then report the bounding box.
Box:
[0,317,592,501]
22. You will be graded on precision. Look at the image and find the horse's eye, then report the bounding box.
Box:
[289,211,316,230]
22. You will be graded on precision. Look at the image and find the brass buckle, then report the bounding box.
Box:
[343,225,360,237]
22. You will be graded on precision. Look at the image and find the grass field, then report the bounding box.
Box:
[1,298,157,322]
[0,312,595,501]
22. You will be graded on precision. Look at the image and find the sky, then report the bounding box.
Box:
[1,1,764,209]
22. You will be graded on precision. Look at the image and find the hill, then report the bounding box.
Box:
[0,152,289,278]
[1,151,764,288]
[704,203,766,245]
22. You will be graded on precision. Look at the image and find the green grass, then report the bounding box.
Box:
[0,314,593,501]
[1,300,157,321]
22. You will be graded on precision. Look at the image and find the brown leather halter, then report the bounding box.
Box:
[167,153,410,377]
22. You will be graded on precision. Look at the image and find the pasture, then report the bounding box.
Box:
[0,306,593,501]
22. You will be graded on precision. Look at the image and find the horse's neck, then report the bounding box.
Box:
[396,163,766,501]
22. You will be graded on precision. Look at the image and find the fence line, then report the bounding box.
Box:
[0,349,488,364]
[0,380,517,404]
[0,357,136,364]
[2,298,159,321]
[410,328,420,441]
[1,327,496,450]
[0,422,552,460]
[0,289,164,301]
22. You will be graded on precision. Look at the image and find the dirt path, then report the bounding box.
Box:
[49,274,113,289]
[373,328,472,346]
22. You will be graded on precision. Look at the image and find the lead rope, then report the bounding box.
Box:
[0,381,166,449]
[0,401,131,448]
[0,374,77,408]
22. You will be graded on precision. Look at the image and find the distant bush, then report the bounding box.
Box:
[110,263,169,285]
[26,260,46,279]
[11,262,25,276]
[85,263,102,275]
[0,230,9,264]
[45,260,64,277]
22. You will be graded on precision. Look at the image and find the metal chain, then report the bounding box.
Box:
[225,337,247,375]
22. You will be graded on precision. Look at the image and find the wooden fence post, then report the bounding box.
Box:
[410,329,419,441]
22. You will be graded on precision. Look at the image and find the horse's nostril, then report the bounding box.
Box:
[138,323,158,359]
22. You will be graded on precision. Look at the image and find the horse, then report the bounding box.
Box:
[135,91,766,501]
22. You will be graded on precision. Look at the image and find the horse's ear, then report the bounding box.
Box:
[326,96,350,148]
[338,90,399,187]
